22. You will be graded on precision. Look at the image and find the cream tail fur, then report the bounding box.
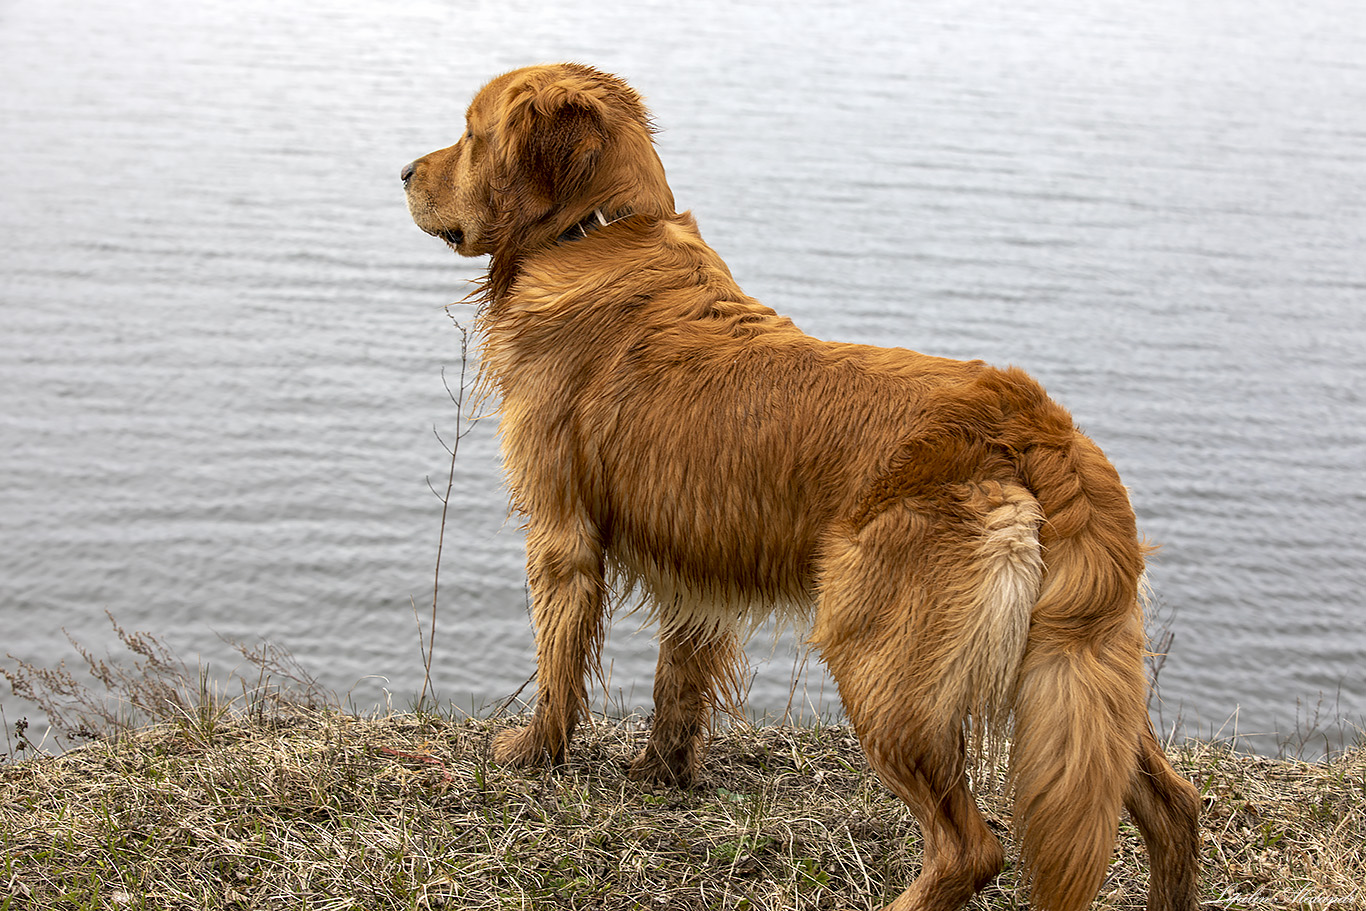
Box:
[948,482,1045,761]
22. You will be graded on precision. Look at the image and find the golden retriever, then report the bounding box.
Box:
[402,63,1200,911]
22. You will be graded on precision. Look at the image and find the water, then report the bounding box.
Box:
[2,0,1363,757]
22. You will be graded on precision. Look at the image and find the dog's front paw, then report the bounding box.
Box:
[492,723,561,768]
[628,745,696,788]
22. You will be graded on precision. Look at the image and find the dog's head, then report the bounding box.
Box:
[402,64,675,269]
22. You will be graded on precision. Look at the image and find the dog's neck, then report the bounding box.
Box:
[484,206,639,308]
[557,207,631,244]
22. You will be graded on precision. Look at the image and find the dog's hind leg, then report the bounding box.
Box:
[820,629,1006,911]
[493,519,607,768]
[629,619,740,787]
[813,491,1039,911]
[1123,723,1202,911]
[851,708,1004,911]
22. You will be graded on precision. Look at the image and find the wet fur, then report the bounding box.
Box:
[402,63,1200,911]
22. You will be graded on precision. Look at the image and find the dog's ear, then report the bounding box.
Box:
[501,74,609,203]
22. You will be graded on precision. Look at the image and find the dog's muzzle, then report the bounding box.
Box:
[400,161,463,247]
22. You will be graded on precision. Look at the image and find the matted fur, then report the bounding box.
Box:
[402,63,1201,911]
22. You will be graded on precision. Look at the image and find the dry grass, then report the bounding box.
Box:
[4,616,1362,909]
[2,705,1362,911]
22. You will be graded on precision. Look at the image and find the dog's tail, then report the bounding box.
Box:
[1004,402,1151,911]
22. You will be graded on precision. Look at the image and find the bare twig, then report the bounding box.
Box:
[418,313,475,710]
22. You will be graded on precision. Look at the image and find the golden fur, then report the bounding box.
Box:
[402,63,1201,911]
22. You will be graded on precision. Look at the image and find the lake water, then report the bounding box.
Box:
[2,0,1363,758]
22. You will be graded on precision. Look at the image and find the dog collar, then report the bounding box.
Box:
[557,207,630,243]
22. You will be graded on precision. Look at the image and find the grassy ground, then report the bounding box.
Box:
[2,703,1363,911]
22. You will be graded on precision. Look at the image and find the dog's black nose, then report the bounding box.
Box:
[400,162,415,184]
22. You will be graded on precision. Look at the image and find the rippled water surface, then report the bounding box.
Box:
[3,0,1364,755]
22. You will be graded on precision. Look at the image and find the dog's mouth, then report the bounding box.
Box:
[436,227,465,248]
[405,197,464,249]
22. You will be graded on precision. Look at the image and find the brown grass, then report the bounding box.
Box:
[2,705,1362,910]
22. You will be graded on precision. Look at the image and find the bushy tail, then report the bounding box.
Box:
[1008,426,1151,911]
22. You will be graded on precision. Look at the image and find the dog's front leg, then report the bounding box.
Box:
[629,621,740,788]
[492,520,606,768]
